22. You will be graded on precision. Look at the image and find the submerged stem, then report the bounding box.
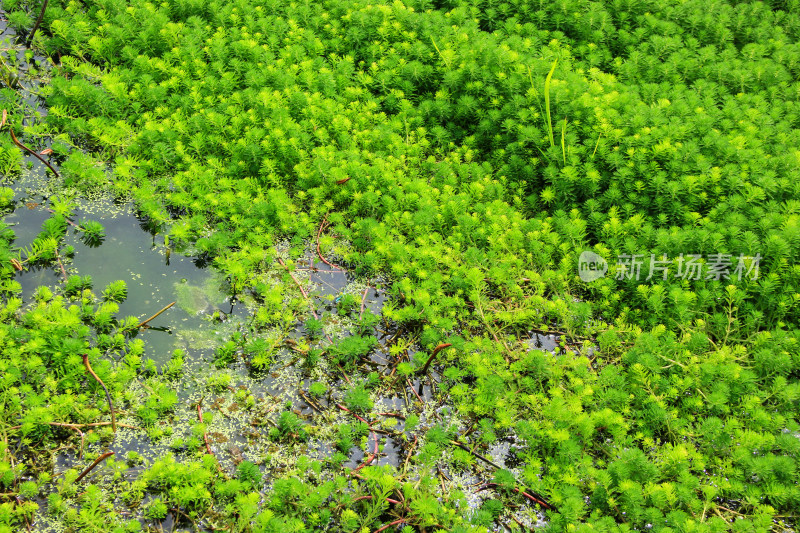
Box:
[316,215,346,271]
[82,354,116,432]
[138,301,175,329]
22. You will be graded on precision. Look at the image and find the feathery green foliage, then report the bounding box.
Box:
[0,0,797,530]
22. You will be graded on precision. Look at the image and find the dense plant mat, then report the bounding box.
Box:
[1,0,800,531]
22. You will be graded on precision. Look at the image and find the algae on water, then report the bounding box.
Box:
[174,275,227,316]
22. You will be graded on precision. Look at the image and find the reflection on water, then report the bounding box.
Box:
[11,199,249,365]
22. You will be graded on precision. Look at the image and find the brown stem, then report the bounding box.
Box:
[298,389,324,413]
[417,343,452,375]
[43,207,84,230]
[335,177,351,185]
[511,515,531,532]
[7,421,137,431]
[316,216,345,271]
[276,257,336,344]
[401,434,418,476]
[377,412,405,420]
[26,0,49,45]
[358,286,370,320]
[138,301,175,329]
[374,518,404,533]
[55,251,68,282]
[196,399,214,457]
[336,404,379,474]
[82,354,116,432]
[476,482,556,511]
[406,378,424,404]
[449,440,505,470]
[74,452,114,483]
[8,126,60,177]
[15,495,31,532]
[169,507,200,531]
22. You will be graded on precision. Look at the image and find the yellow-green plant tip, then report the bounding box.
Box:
[592,131,602,159]
[544,58,558,149]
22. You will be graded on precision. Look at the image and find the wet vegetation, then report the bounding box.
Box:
[0,0,800,531]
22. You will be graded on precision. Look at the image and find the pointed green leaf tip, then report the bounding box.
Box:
[545,58,557,149]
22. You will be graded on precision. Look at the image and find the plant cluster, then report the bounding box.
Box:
[0,0,798,530]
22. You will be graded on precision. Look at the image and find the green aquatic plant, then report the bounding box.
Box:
[101,280,127,303]
[63,274,92,296]
[343,384,373,414]
[330,334,378,368]
[79,220,105,247]
[270,411,308,442]
[308,381,327,397]
[0,136,22,175]
[244,337,277,369]
[3,0,799,529]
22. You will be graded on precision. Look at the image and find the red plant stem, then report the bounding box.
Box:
[374,518,405,533]
[316,216,346,271]
[44,207,84,230]
[8,126,61,178]
[335,404,369,426]
[337,364,353,385]
[353,429,379,474]
[352,495,402,504]
[277,257,336,345]
[277,257,311,301]
[476,483,556,511]
[406,378,424,404]
[337,404,380,473]
[377,412,405,420]
[418,343,452,375]
[197,400,213,457]
[75,452,114,483]
[55,252,68,282]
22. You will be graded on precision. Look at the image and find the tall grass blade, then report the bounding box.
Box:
[544,59,558,149]
[592,132,602,159]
